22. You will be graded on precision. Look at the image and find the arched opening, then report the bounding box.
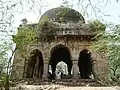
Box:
[48,61,68,79]
[78,49,93,79]
[26,49,44,79]
[49,44,72,79]
[56,61,68,79]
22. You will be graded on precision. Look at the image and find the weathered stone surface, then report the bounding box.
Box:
[11,7,108,81]
[11,39,108,80]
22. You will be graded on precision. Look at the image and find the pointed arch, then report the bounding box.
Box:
[26,49,44,79]
[49,44,73,79]
[78,49,93,79]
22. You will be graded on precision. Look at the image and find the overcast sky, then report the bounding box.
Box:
[13,0,120,28]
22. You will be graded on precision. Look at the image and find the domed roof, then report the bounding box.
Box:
[40,7,85,23]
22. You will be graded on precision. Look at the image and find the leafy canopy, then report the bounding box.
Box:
[90,20,120,78]
[12,25,37,51]
[88,20,107,53]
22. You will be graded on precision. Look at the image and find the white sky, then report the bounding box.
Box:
[13,0,120,29]
[11,0,120,27]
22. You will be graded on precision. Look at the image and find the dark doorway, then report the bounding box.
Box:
[49,44,72,79]
[26,49,44,79]
[78,49,93,79]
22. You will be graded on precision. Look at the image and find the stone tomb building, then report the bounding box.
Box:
[11,7,108,81]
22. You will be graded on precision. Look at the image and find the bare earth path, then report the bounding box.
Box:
[10,85,120,90]
[9,79,120,90]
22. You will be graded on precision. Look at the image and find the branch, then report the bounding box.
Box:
[7,47,17,75]
[88,0,97,17]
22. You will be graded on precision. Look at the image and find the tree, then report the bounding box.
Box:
[89,20,120,82]
[108,45,120,77]
[107,25,120,79]
[0,41,9,77]
[88,19,107,53]
[0,38,15,89]
[0,0,44,89]
[13,25,37,51]
[1,24,38,90]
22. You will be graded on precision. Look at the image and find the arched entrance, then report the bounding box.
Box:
[49,44,72,79]
[26,49,44,79]
[78,49,93,79]
[55,61,68,79]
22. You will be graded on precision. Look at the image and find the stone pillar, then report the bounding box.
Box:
[23,58,28,78]
[43,58,48,80]
[72,60,79,79]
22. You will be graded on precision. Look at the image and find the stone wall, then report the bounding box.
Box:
[11,50,26,80]
[11,37,108,80]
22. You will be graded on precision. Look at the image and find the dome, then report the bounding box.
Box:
[40,7,85,23]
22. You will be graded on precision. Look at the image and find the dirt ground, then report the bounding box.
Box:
[10,85,120,90]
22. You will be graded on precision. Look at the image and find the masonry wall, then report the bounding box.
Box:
[11,37,109,80]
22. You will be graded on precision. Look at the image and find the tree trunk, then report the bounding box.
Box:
[5,48,17,90]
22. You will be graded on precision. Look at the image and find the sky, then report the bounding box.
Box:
[13,0,120,28]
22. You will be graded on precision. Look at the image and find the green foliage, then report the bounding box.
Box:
[38,16,54,42]
[0,40,11,77]
[90,20,120,82]
[88,20,107,53]
[13,26,37,51]
[88,19,106,33]
[0,50,7,76]
[0,73,6,87]
[91,36,109,54]
[0,38,15,89]
[38,16,49,26]
[107,25,120,78]
[108,45,120,74]
[56,8,69,22]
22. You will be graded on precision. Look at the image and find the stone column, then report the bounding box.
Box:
[72,60,79,79]
[23,58,29,78]
[43,58,49,80]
